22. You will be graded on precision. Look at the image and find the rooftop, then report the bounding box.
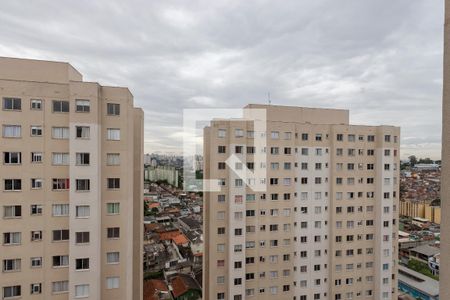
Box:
[179,217,202,230]
[410,244,440,257]
[170,274,201,298]
[398,265,439,297]
[0,56,82,83]
[143,279,169,300]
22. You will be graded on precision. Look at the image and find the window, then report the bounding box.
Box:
[217,211,225,219]
[75,153,90,166]
[2,286,21,298]
[106,277,119,289]
[52,153,69,165]
[75,99,90,112]
[75,284,89,298]
[76,232,90,244]
[301,133,308,140]
[31,152,43,163]
[107,103,120,116]
[3,97,21,110]
[217,195,225,202]
[3,125,21,138]
[107,128,120,140]
[52,230,69,242]
[31,99,42,110]
[107,153,120,165]
[30,126,43,136]
[52,178,69,190]
[30,204,42,216]
[76,126,90,139]
[107,203,120,214]
[3,258,22,272]
[52,127,69,139]
[76,205,90,218]
[218,146,226,153]
[30,284,42,297]
[107,252,120,264]
[30,257,42,268]
[76,179,90,191]
[218,129,226,138]
[3,152,21,164]
[52,281,69,293]
[75,258,90,270]
[235,129,244,137]
[4,180,21,191]
[31,230,42,241]
[52,255,69,267]
[271,131,279,139]
[3,205,22,218]
[31,178,43,189]
[107,227,120,239]
[3,232,21,245]
[107,178,120,189]
[53,100,69,112]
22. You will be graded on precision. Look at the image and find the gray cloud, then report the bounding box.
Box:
[0,0,443,158]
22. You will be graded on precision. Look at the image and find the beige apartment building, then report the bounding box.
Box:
[441,0,450,299]
[0,57,143,300]
[204,104,399,300]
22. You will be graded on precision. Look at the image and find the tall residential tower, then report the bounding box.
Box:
[204,104,399,300]
[0,57,143,300]
[440,0,450,298]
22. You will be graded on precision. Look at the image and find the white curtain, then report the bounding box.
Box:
[107,129,120,140]
[107,252,119,264]
[52,281,69,293]
[52,127,69,139]
[107,153,120,165]
[52,153,69,165]
[52,204,69,216]
[3,125,21,137]
[75,285,89,297]
[106,277,119,289]
[76,205,90,218]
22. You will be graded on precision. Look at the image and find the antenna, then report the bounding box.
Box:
[268,92,271,105]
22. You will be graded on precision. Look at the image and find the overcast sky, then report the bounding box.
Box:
[0,0,444,159]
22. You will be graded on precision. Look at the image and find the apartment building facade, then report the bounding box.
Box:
[441,0,450,299]
[204,104,399,300]
[0,57,143,300]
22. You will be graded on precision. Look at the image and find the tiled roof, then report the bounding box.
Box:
[172,234,189,245]
[159,229,181,241]
[144,279,169,300]
[170,274,201,298]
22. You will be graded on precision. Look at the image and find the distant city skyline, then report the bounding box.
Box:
[0,0,443,159]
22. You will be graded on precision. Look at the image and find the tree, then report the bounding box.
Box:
[409,155,417,167]
[418,157,433,164]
